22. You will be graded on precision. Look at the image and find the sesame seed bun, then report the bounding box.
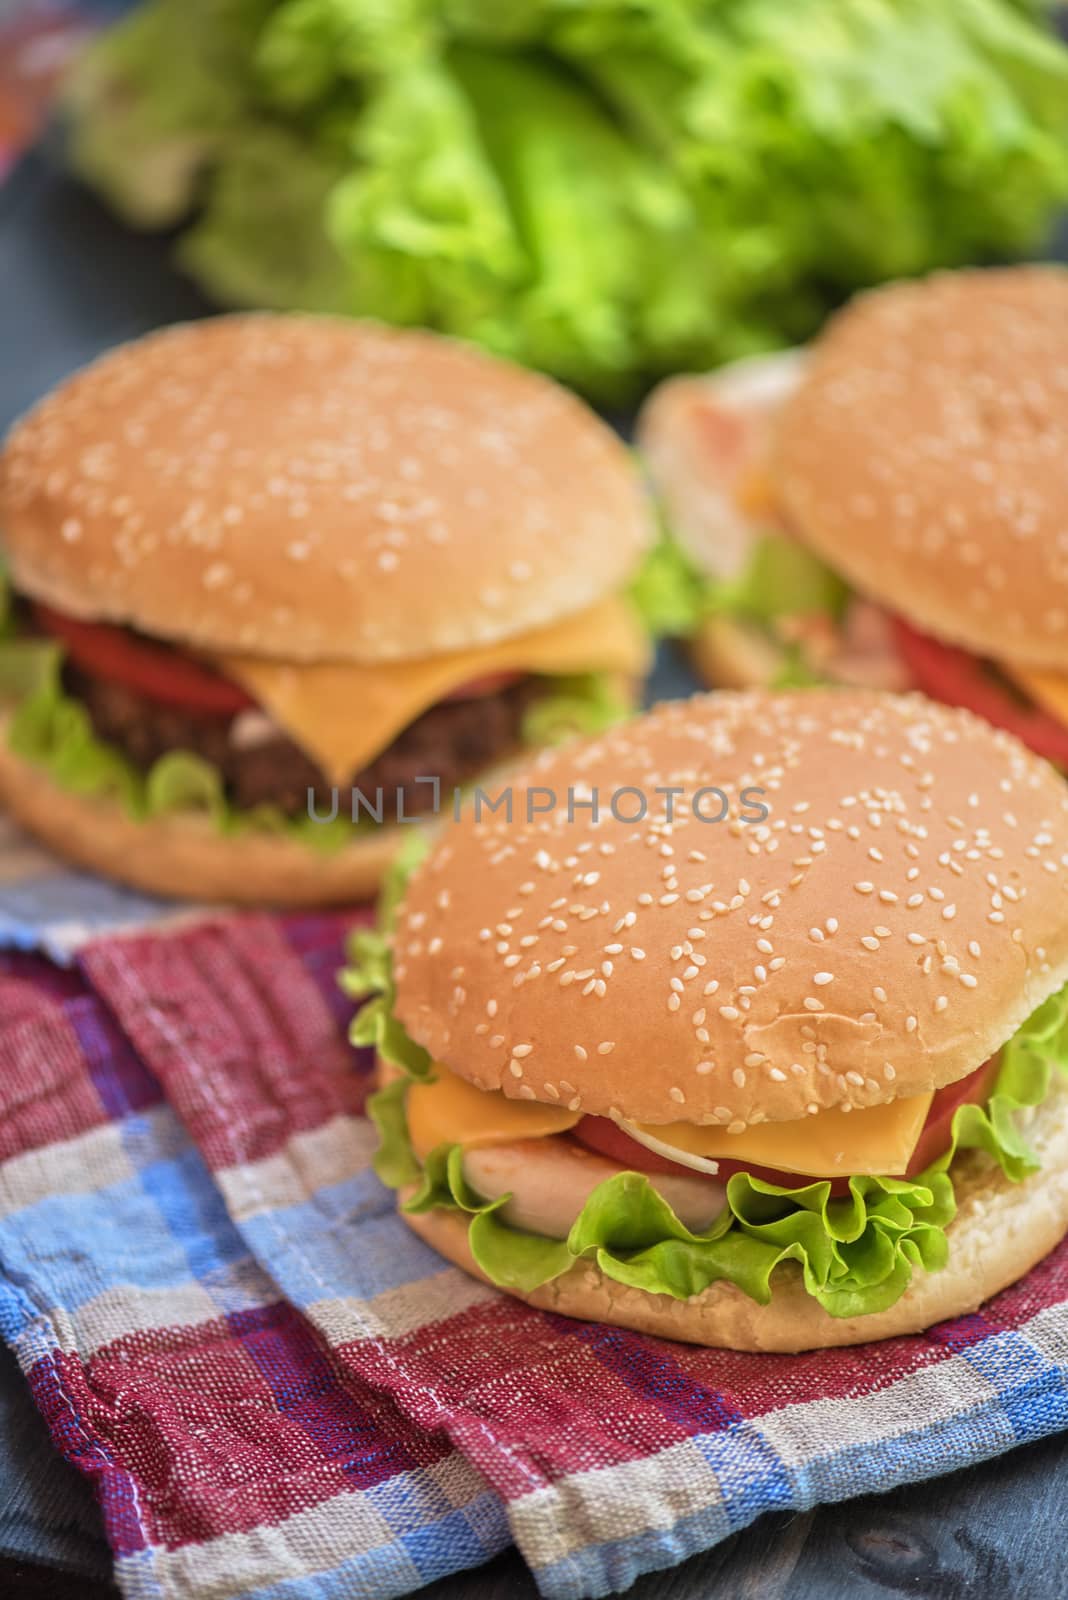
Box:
[0,713,404,906]
[777,267,1068,671]
[0,314,652,664]
[392,690,1068,1127]
[400,1075,1068,1350]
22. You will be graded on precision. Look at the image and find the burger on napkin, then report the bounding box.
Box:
[637,267,1068,766]
[0,314,652,904]
[347,690,1068,1351]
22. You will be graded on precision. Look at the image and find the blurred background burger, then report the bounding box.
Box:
[0,313,652,903]
[639,266,1068,768]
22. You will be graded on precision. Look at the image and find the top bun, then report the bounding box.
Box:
[0,315,652,664]
[393,690,1068,1127]
[777,267,1068,670]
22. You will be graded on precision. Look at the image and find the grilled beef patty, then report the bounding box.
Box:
[64,663,536,817]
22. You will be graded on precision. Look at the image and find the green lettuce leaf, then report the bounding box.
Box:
[520,673,632,748]
[355,917,1068,1315]
[178,124,359,314]
[68,0,1068,395]
[254,0,436,108]
[367,1076,425,1188]
[628,537,714,639]
[445,45,717,399]
[629,532,850,642]
[343,830,434,1075]
[326,58,528,335]
[710,534,850,625]
[770,645,831,691]
[64,0,277,227]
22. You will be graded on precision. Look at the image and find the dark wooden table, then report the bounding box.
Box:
[3,142,1068,1600]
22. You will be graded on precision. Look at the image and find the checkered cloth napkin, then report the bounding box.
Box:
[5,843,1068,1597]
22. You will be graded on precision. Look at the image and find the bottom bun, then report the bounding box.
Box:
[0,722,406,906]
[690,615,785,691]
[400,1082,1068,1351]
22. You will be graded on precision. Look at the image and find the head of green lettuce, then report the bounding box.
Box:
[341,784,1068,1352]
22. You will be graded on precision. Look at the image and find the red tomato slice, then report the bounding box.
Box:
[891,618,1068,767]
[572,1055,999,1197]
[902,1053,1000,1180]
[442,671,523,703]
[33,604,254,716]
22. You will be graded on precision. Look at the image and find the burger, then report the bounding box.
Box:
[0,314,653,904]
[347,689,1068,1351]
[637,267,1068,767]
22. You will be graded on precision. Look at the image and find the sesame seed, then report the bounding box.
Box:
[812,972,834,986]
[597,1042,615,1055]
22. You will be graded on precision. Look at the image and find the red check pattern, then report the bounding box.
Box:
[2,912,1068,1600]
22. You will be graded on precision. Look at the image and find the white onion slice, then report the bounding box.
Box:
[621,1120,722,1177]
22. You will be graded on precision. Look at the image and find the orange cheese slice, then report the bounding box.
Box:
[1003,664,1068,729]
[630,1092,934,1178]
[214,593,649,785]
[406,1069,581,1163]
[404,1064,933,1179]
